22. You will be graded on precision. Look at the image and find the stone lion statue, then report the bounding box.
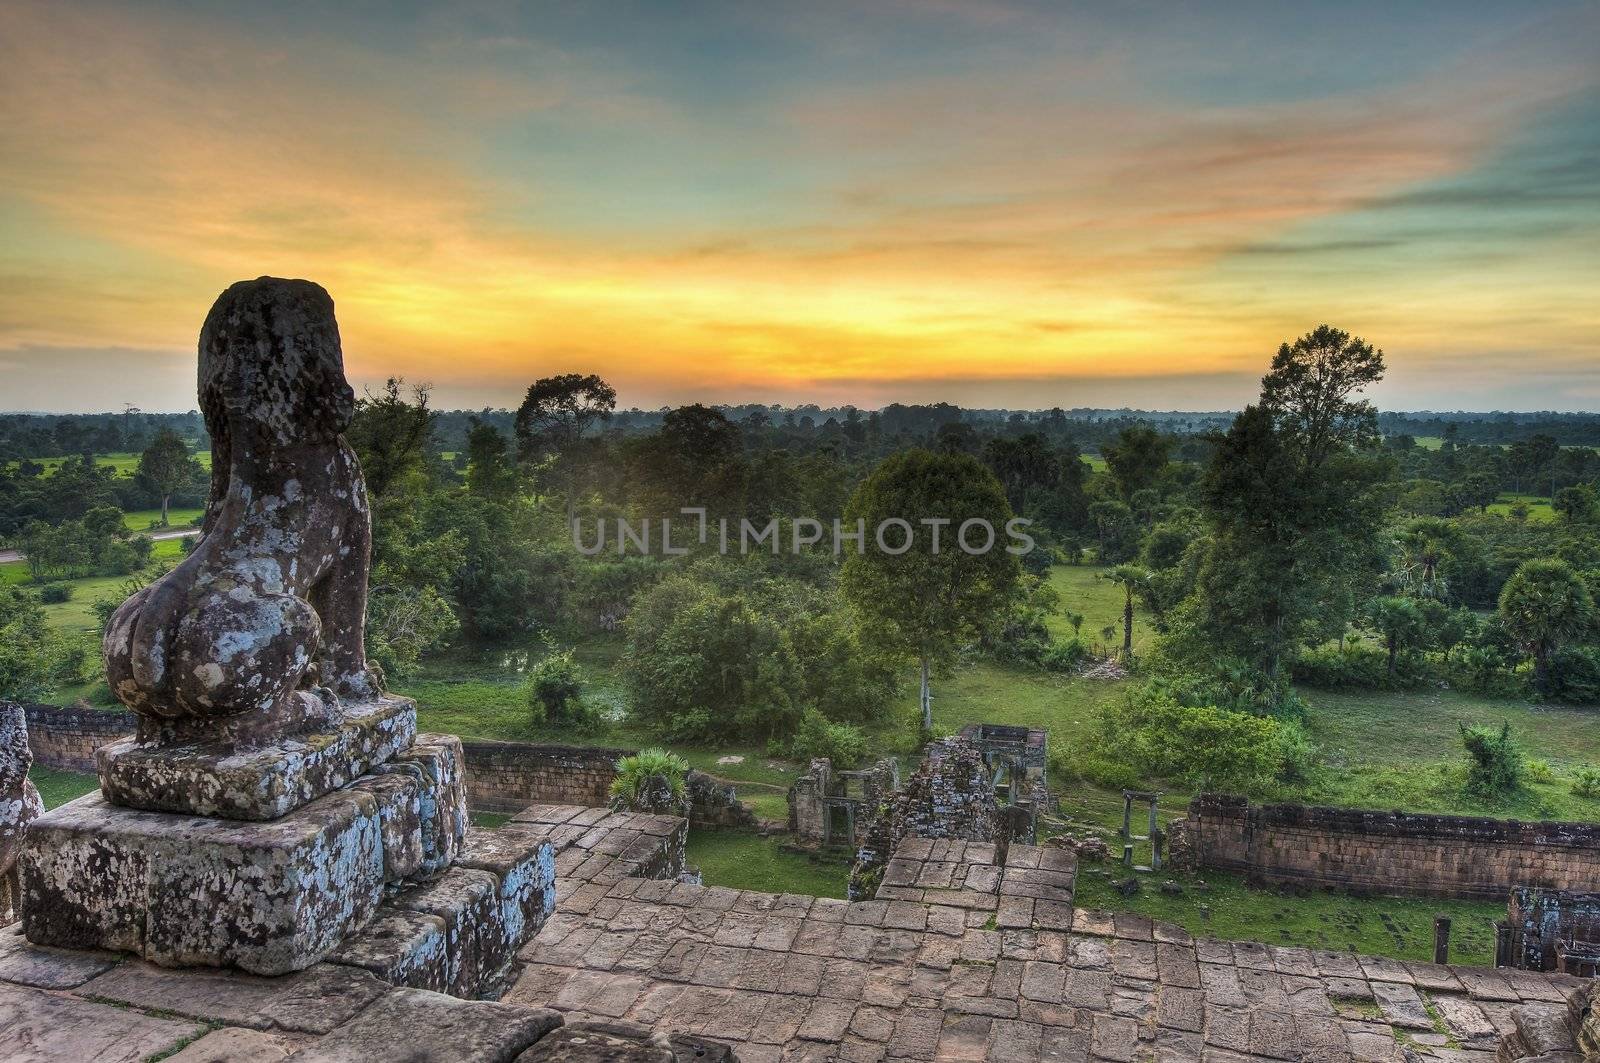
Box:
[0,702,42,924]
[104,278,381,743]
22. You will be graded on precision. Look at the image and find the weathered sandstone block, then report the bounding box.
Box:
[1,703,44,926]
[96,696,416,821]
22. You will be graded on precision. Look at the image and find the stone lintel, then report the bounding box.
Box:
[96,696,417,821]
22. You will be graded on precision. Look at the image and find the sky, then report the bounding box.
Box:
[1,1,1597,414]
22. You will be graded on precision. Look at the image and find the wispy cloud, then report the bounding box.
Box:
[0,0,1595,411]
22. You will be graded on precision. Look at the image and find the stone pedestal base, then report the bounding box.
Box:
[21,735,467,976]
[96,696,417,821]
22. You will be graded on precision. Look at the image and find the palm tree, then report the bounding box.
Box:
[1498,559,1595,692]
[1102,565,1150,661]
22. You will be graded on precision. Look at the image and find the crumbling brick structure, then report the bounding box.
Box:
[1168,793,1600,899]
[1499,887,1600,975]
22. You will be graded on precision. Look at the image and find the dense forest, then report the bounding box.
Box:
[8,331,1600,802]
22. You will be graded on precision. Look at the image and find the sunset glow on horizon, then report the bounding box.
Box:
[1,1,1597,412]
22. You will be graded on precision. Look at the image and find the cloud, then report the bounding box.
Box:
[0,1,1595,412]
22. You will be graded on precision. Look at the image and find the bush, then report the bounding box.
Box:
[37,583,74,604]
[526,648,604,733]
[1041,638,1091,674]
[787,709,869,769]
[1459,721,1523,796]
[1571,767,1600,799]
[1096,687,1287,793]
[1291,645,1432,691]
[1543,646,1600,705]
[1272,720,1319,786]
[608,748,689,813]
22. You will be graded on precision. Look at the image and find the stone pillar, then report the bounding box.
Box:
[1121,793,1133,839]
[1433,916,1452,964]
[1,702,44,926]
[1147,797,1159,844]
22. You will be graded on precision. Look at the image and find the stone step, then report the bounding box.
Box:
[327,829,554,999]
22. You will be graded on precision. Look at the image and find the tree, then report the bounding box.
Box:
[627,404,747,516]
[1103,565,1149,661]
[347,379,435,502]
[1363,596,1425,677]
[1498,558,1595,692]
[514,373,616,521]
[1555,484,1598,524]
[840,449,1021,730]
[136,427,199,526]
[1259,324,1384,470]
[1172,328,1390,690]
[1102,426,1174,502]
[463,418,520,500]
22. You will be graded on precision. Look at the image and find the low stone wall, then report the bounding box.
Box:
[1171,793,1600,900]
[460,741,629,813]
[21,703,134,772]
[460,739,758,829]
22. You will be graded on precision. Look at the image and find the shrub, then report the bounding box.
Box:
[526,648,604,733]
[37,583,73,604]
[1291,644,1432,691]
[1543,646,1600,705]
[608,748,689,812]
[1571,767,1600,799]
[1096,687,1286,793]
[1041,638,1091,674]
[788,709,868,769]
[1459,721,1524,796]
[1272,720,1319,786]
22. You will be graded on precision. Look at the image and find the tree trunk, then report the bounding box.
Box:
[1122,589,1134,660]
[1387,636,1397,676]
[160,493,170,526]
[919,655,932,732]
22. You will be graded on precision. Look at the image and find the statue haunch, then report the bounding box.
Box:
[104,278,381,742]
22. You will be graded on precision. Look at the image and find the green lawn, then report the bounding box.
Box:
[1073,867,1501,966]
[28,766,100,809]
[1298,687,1600,821]
[1486,493,1556,522]
[686,830,846,898]
[4,450,211,476]
[1044,564,1153,652]
[122,507,204,532]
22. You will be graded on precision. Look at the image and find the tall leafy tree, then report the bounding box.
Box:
[1498,558,1595,692]
[840,449,1021,730]
[514,373,616,521]
[1174,327,1390,688]
[1102,426,1174,502]
[136,427,199,525]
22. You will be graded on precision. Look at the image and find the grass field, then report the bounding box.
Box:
[686,830,847,898]
[1073,866,1501,965]
[28,766,99,809]
[4,450,211,476]
[1486,492,1556,522]
[122,507,204,532]
[3,536,189,635]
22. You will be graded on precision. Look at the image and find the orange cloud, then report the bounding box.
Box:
[0,1,1596,412]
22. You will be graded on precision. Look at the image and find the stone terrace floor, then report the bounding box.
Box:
[502,807,1590,1062]
[0,803,1591,1061]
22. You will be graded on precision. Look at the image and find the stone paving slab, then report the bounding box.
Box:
[0,982,205,1062]
[0,805,1590,1061]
